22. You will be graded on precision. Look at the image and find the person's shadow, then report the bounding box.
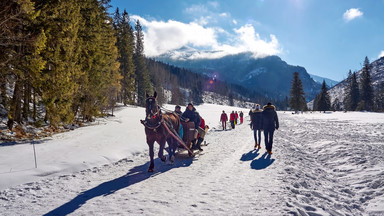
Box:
[240,149,259,161]
[250,152,275,170]
[43,156,194,216]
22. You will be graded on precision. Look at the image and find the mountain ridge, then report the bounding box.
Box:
[155,52,322,101]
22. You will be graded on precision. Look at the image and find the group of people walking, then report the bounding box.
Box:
[220,111,244,130]
[249,102,279,155]
[219,102,279,155]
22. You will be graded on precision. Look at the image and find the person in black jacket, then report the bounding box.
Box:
[250,104,263,149]
[261,102,279,155]
[182,102,205,150]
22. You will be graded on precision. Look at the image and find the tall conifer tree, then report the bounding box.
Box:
[134,20,152,106]
[314,80,331,112]
[289,72,306,112]
[1,0,46,128]
[115,9,135,105]
[359,56,374,111]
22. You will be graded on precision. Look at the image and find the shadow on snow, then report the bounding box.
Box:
[240,149,260,161]
[43,156,194,216]
[250,152,275,170]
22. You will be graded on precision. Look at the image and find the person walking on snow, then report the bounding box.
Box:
[250,104,263,149]
[240,111,244,124]
[230,111,236,129]
[220,110,228,130]
[261,102,279,155]
[235,111,239,125]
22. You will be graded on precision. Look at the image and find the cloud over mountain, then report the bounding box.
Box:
[131,15,281,60]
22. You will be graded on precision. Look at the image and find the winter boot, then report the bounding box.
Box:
[191,139,197,150]
[196,137,204,151]
[254,141,258,149]
[258,145,261,149]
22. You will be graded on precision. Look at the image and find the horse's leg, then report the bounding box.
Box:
[170,138,176,163]
[159,138,167,162]
[148,140,155,172]
[166,138,175,164]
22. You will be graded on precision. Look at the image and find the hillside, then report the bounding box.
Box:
[155,52,322,101]
[309,74,339,87]
[327,57,384,106]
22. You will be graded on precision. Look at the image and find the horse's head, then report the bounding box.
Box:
[145,91,159,120]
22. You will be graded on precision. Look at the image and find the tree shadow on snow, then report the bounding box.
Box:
[43,156,194,216]
[240,149,259,161]
[250,152,275,170]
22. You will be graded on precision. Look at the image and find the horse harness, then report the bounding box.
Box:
[141,96,163,132]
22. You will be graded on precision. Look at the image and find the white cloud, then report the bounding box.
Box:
[184,4,209,14]
[379,50,384,58]
[232,19,238,25]
[343,8,363,22]
[131,16,281,60]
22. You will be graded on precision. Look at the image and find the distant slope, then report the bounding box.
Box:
[327,56,384,105]
[309,74,339,88]
[155,52,321,101]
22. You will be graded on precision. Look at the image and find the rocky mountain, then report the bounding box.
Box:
[155,52,322,101]
[327,56,384,106]
[309,74,339,88]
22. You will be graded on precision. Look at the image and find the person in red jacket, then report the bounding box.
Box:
[195,116,208,151]
[220,110,228,130]
[240,111,244,124]
[230,111,236,129]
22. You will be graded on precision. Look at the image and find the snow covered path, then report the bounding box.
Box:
[1,107,384,215]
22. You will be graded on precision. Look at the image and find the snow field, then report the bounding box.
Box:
[0,105,383,215]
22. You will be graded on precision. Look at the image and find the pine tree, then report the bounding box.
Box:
[134,20,152,106]
[228,91,234,106]
[348,72,360,111]
[191,78,203,105]
[170,77,182,105]
[1,0,46,128]
[115,9,135,105]
[37,0,83,127]
[332,98,341,111]
[375,82,384,112]
[314,80,331,112]
[359,56,374,111]
[289,72,306,112]
[74,0,121,121]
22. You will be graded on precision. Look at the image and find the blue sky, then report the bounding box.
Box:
[110,0,384,81]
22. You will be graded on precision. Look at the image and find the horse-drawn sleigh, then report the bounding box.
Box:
[140,92,201,172]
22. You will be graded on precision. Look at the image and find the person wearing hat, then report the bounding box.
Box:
[261,102,279,155]
[250,104,263,149]
[182,102,205,150]
[174,105,182,116]
[220,110,228,130]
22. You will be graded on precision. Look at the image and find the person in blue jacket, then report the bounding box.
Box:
[261,102,279,155]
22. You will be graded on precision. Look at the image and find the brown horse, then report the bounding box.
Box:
[142,92,180,172]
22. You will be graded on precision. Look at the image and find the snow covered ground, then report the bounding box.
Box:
[1,104,383,215]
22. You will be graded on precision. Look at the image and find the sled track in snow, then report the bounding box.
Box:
[0,112,383,215]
